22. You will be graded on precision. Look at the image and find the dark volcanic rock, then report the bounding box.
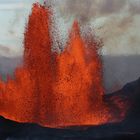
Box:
[105,77,140,120]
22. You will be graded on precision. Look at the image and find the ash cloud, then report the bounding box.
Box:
[128,0,140,15]
[58,0,128,23]
[58,0,140,22]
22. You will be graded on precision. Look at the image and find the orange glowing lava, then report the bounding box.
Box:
[0,3,127,128]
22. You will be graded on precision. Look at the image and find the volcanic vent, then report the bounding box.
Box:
[0,3,128,128]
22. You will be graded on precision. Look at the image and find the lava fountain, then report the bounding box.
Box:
[0,3,128,128]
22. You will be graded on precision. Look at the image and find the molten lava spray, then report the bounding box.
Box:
[0,3,127,128]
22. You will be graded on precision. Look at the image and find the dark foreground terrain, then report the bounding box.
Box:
[0,77,140,140]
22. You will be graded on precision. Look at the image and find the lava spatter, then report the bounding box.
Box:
[0,3,127,128]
